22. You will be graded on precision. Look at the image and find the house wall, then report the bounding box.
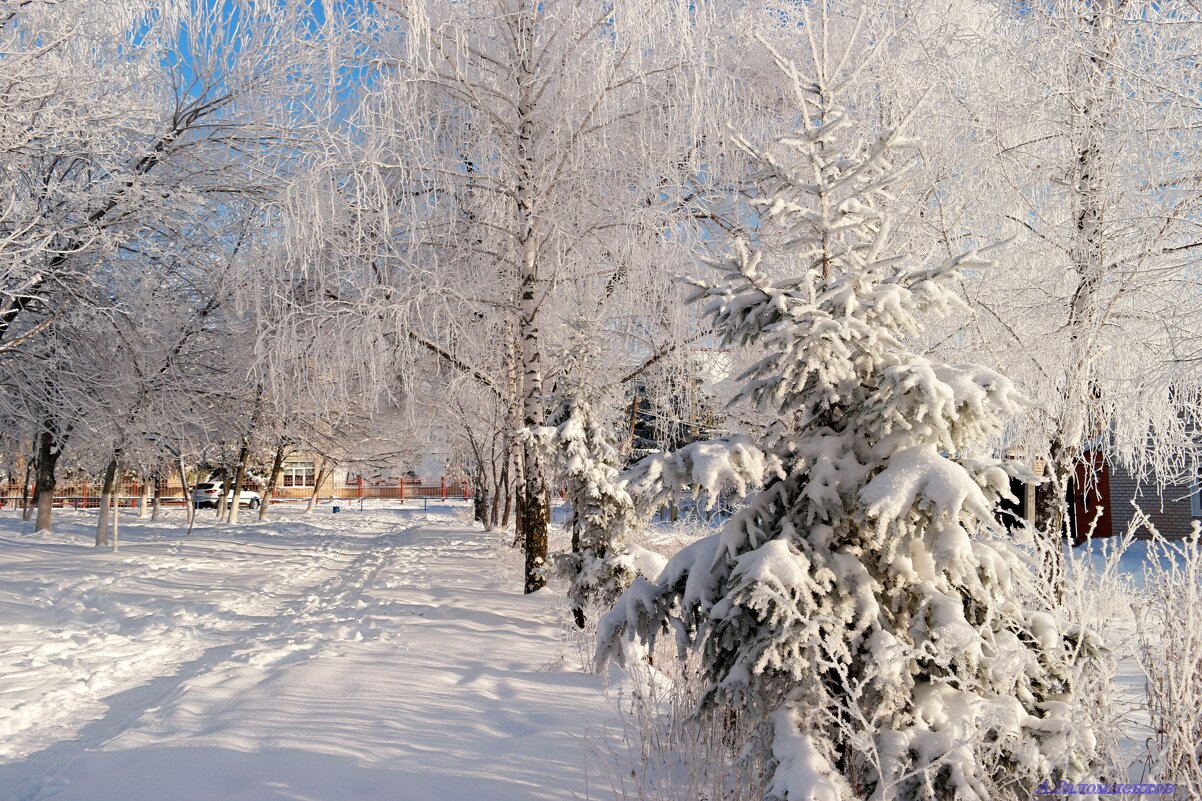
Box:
[272,457,341,500]
[1107,462,1197,539]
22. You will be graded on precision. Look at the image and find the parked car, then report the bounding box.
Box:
[193,482,262,509]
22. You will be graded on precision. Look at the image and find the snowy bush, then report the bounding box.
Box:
[1058,526,1144,790]
[535,328,668,629]
[598,35,1106,801]
[1137,526,1202,796]
[593,648,764,801]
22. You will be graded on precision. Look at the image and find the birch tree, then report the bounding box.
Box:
[864,0,1202,585]
[269,0,724,592]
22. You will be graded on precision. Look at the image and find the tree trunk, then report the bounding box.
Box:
[626,393,640,456]
[21,454,34,521]
[1029,4,1116,600]
[522,464,549,593]
[33,424,62,533]
[227,442,250,524]
[473,471,493,530]
[151,473,163,521]
[138,475,152,519]
[499,457,512,531]
[177,457,195,531]
[490,470,502,533]
[499,14,549,589]
[111,489,119,552]
[1033,440,1076,599]
[305,459,330,514]
[259,440,287,522]
[96,454,118,546]
[514,8,550,592]
[513,482,526,550]
[502,314,522,538]
[216,467,229,519]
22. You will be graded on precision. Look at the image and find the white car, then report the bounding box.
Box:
[193,481,262,510]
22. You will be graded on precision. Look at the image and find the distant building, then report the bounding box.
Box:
[998,449,1198,542]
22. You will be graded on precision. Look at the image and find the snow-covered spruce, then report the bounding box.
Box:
[529,328,666,628]
[599,40,1105,801]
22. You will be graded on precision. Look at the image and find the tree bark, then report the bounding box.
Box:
[110,488,120,552]
[501,319,521,537]
[1034,439,1083,600]
[259,439,287,522]
[473,471,493,530]
[21,453,34,522]
[33,423,62,533]
[138,475,152,519]
[514,6,549,592]
[177,457,195,532]
[151,473,163,521]
[227,442,251,524]
[522,451,549,593]
[215,467,229,519]
[499,454,512,531]
[513,479,526,550]
[95,454,118,546]
[490,469,502,532]
[305,459,330,514]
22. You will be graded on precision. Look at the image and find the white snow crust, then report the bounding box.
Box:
[0,506,617,801]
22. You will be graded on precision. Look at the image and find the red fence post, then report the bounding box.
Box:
[440,475,446,501]
[463,480,469,500]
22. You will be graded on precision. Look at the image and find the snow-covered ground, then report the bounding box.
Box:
[0,505,616,801]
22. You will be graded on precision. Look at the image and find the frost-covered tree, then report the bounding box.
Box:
[0,0,337,533]
[600,30,1104,801]
[270,0,732,593]
[533,325,664,627]
[862,0,1202,583]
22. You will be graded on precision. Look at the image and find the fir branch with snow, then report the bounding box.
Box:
[536,325,667,628]
[598,27,1105,801]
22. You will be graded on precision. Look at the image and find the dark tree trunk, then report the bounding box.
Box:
[227,442,251,524]
[522,450,549,594]
[34,424,62,533]
[151,473,163,521]
[259,440,287,522]
[473,471,493,530]
[215,467,229,519]
[490,476,502,532]
[21,454,35,521]
[499,453,512,530]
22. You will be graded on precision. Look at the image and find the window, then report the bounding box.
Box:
[1192,473,1202,518]
[282,461,316,488]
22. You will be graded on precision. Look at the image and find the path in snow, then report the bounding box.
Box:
[0,507,616,801]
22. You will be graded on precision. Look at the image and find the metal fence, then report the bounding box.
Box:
[0,476,472,510]
[0,482,156,510]
[272,477,472,503]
